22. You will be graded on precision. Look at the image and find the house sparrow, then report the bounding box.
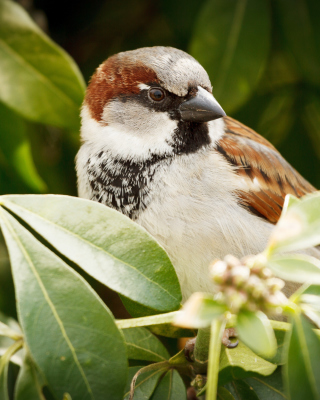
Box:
[76,46,318,302]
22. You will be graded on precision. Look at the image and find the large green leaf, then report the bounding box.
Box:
[0,102,46,192]
[245,367,286,400]
[123,366,164,400]
[190,0,271,113]
[150,370,186,400]
[276,0,320,87]
[285,313,320,400]
[0,0,85,129]
[268,192,320,254]
[1,195,182,312]
[15,352,45,400]
[237,311,276,359]
[0,208,127,400]
[219,341,276,386]
[122,327,169,362]
[268,254,320,284]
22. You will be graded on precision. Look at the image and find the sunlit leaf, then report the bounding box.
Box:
[245,367,286,400]
[1,195,182,312]
[268,254,320,284]
[285,312,320,400]
[150,369,186,400]
[0,208,127,400]
[237,311,276,358]
[219,341,276,385]
[122,327,169,362]
[0,0,85,129]
[276,0,320,87]
[174,292,227,329]
[268,192,320,254]
[190,0,271,113]
[15,352,45,400]
[0,102,46,192]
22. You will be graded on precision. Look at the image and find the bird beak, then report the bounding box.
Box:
[179,86,226,123]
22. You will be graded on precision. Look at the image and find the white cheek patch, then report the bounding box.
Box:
[138,83,151,91]
[81,104,177,161]
[208,118,225,143]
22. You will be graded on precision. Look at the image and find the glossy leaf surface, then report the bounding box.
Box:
[0,102,45,192]
[285,313,320,400]
[122,327,169,362]
[237,311,276,358]
[0,208,127,400]
[219,341,276,385]
[268,254,320,284]
[2,195,182,312]
[0,0,85,129]
[268,192,320,253]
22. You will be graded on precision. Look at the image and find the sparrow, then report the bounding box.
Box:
[76,46,318,302]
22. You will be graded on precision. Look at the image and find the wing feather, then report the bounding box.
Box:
[217,116,315,224]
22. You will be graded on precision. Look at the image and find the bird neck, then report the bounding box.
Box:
[86,150,171,219]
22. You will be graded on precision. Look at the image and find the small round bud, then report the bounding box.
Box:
[210,260,228,284]
[224,255,241,269]
[231,265,251,287]
[266,278,285,293]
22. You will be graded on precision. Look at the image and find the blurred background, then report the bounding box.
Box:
[1,0,320,320]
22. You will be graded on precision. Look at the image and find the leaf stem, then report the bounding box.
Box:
[206,318,226,400]
[116,311,179,329]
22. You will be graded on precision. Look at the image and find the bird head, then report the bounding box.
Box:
[80,46,226,161]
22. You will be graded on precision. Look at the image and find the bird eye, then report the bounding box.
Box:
[149,88,165,102]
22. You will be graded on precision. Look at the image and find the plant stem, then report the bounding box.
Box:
[116,311,179,329]
[206,318,226,400]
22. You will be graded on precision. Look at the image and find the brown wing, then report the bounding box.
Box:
[216,116,316,224]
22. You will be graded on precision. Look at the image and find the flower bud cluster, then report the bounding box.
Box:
[209,254,287,315]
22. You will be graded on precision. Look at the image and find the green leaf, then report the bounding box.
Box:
[237,311,277,358]
[0,339,23,400]
[245,367,286,400]
[1,195,182,312]
[281,195,300,218]
[0,358,9,400]
[174,292,227,328]
[0,313,23,367]
[225,380,259,400]
[0,208,127,400]
[219,341,277,386]
[276,0,320,87]
[268,254,320,284]
[285,312,320,400]
[217,386,235,400]
[150,370,186,400]
[15,352,45,400]
[268,192,320,254]
[267,328,286,366]
[0,0,85,129]
[123,366,164,400]
[190,0,271,113]
[0,102,46,192]
[122,327,169,362]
